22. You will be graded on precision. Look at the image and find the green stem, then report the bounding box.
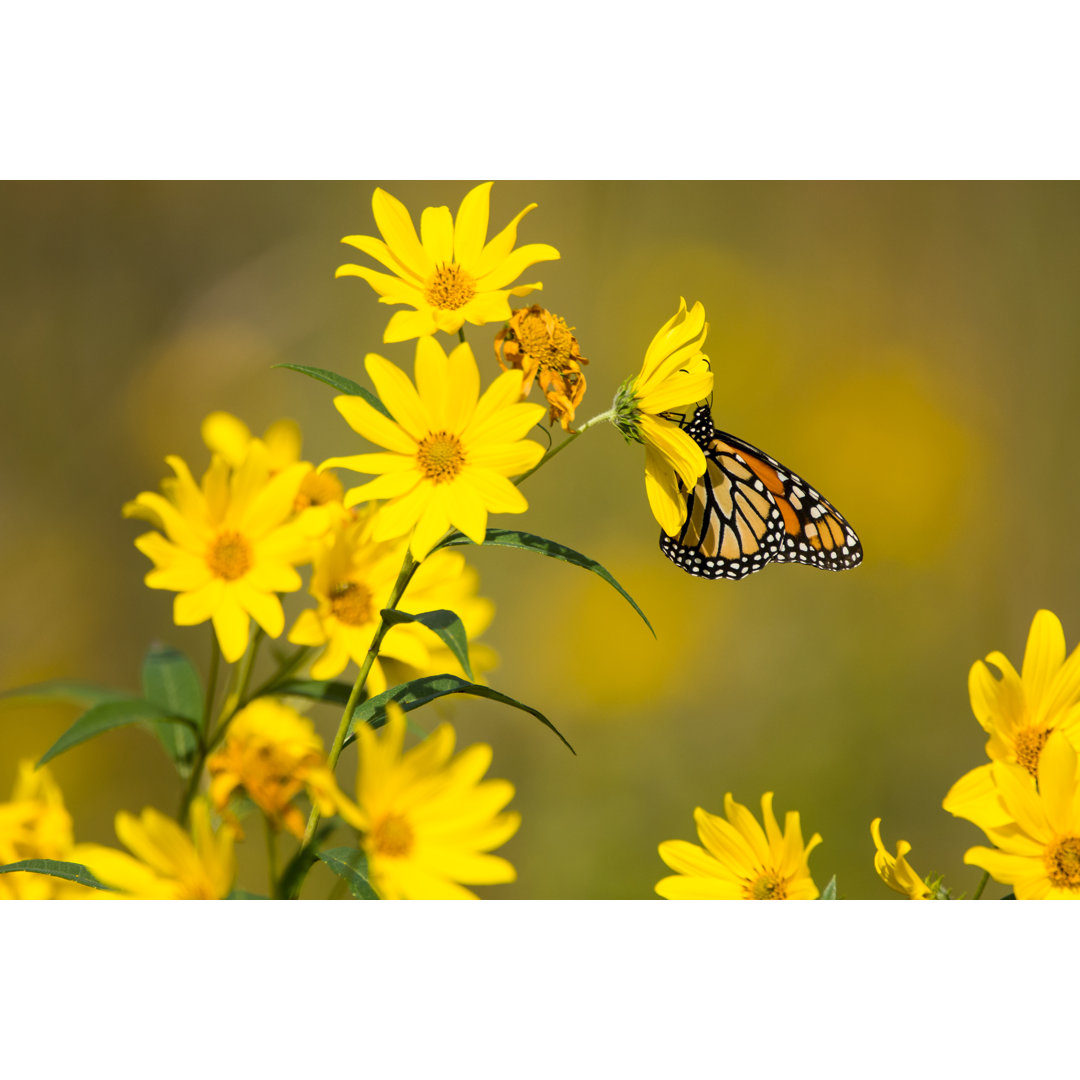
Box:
[514,407,614,487]
[245,644,315,703]
[972,870,990,900]
[458,327,467,344]
[265,816,280,899]
[201,634,221,741]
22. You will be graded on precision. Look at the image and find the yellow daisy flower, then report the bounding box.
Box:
[944,609,1080,828]
[612,298,715,536]
[353,704,520,899]
[289,506,494,689]
[207,698,363,839]
[962,730,1080,899]
[73,800,236,899]
[336,182,561,343]
[656,793,821,900]
[320,337,546,560]
[125,439,314,662]
[870,818,931,899]
[0,761,93,899]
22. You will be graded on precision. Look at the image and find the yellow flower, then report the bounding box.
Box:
[321,337,546,560]
[962,730,1080,899]
[353,704,519,899]
[494,304,589,432]
[124,439,314,662]
[289,506,495,688]
[73,800,236,899]
[0,761,93,899]
[944,609,1080,828]
[336,182,561,343]
[207,698,362,839]
[871,818,931,899]
[612,298,715,535]
[656,793,821,899]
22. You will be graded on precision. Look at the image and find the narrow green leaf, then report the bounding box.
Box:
[269,679,359,707]
[436,528,654,637]
[142,642,202,775]
[317,847,379,900]
[274,363,391,419]
[819,875,838,900]
[227,889,269,900]
[279,822,337,900]
[0,679,131,708]
[37,698,197,768]
[380,608,474,681]
[346,673,574,754]
[0,859,111,891]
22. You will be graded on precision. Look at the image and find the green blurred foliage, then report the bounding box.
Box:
[2,181,1079,899]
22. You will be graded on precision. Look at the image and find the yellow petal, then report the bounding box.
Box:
[420,204,454,266]
[384,308,439,343]
[453,182,492,266]
[365,354,433,442]
[333,394,417,455]
[212,592,251,662]
[474,242,561,291]
[371,186,434,282]
[1022,609,1065,716]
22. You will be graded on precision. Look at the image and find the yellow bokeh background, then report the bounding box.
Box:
[2,180,1078,899]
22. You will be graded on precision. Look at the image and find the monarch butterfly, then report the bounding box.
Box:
[659,405,863,580]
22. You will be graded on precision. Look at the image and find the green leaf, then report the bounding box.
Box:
[269,679,359,707]
[346,673,574,754]
[436,528,654,637]
[380,608,474,681]
[274,363,391,419]
[819,875,838,900]
[0,859,111,891]
[279,821,337,900]
[142,643,202,775]
[317,847,379,900]
[227,889,269,900]
[37,698,198,768]
[0,679,131,708]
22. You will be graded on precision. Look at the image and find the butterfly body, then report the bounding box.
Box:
[660,406,863,580]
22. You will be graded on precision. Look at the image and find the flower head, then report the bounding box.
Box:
[353,704,519,899]
[0,761,92,899]
[320,337,546,560]
[289,506,494,688]
[495,305,589,431]
[124,439,315,662]
[945,609,1080,827]
[337,183,560,343]
[612,299,714,535]
[73,800,236,899]
[871,818,931,899]
[656,792,821,900]
[961,730,1080,899]
[207,698,362,839]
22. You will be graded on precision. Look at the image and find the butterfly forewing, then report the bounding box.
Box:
[659,406,862,579]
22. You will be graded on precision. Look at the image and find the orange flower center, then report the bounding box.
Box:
[329,581,375,626]
[371,812,415,857]
[1014,726,1051,778]
[1046,836,1080,890]
[207,530,253,580]
[747,871,787,900]
[425,263,476,311]
[416,432,466,483]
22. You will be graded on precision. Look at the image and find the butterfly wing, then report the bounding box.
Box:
[659,406,863,579]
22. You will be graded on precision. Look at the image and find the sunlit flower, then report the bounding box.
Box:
[945,609,1080,828]
[337,182,561,343]
[656,793,821,900]
[962,731,1080,899]
[320,337,546,560]
[612,298,714,535]
[289,506,495,688]
[495,304,588,431]
[353,704,519,899]
[73,800,235,899]
[124,440,314,662]
[207,698,362,839]
[0,761,93,899]
[871,818,931,899]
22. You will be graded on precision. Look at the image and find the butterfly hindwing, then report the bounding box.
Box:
[659,406,863,579]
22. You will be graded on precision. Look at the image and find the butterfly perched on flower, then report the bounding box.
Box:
[659,405,862,580]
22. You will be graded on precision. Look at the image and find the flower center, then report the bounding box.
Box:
[371,813,415,857]
[1014,726,1051,778]
[517,308,579,372]
[329,581,375,626]
[206,530,253,580]
[294,470,343,512]
[425,264,476,311]
[747,872,787,900]
[1046,836,1080,889]
[416,431,466,483]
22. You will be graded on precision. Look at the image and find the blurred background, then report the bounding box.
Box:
[2,181,1078,899]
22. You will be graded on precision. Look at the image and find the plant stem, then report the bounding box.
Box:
[514,407,614,486]
[200,634,221,741]
[265,816,280,899]
[458,327,466,344]
[972,870,990,900]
